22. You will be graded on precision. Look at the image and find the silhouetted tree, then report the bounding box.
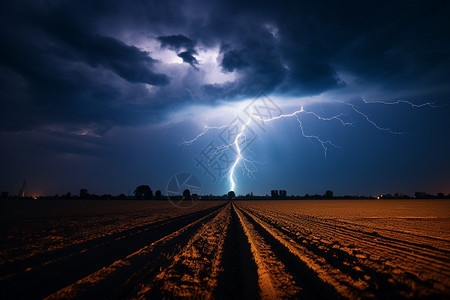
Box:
[415,192,431,199]
[145,188,153,200]
[155,190,162,200]
[118,193,126,200]
[135,185,153,200]
[228,191,235,200]
[183,189,190,199]
[271,190,279,198]
[80,189,89,199]
[437,193,445,199]
[325,190,334,199]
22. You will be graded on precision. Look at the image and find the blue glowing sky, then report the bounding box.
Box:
[0,0,449,196]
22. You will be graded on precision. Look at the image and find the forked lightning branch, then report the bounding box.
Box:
[184,93,436,193]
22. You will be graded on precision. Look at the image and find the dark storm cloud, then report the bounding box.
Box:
[17,3,170,87]
[178,51,199,68]
[0,1,171,134]
[221,49,249,72]
[158,34,199,68]
[1,0,449,135]
[158,35,196,52]
[67,35,170,86]
[200,0,449,95]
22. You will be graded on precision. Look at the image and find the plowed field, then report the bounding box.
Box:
[0,199,448,299]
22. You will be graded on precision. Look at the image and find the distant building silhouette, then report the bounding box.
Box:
[271,190,286,198]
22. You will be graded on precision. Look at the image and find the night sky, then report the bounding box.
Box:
[1,0,449,197]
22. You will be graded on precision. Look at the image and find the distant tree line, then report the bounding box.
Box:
[1,188,449,200]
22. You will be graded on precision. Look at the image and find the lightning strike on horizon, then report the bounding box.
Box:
[228,112,254,192]
[184,104,347,193]
[184,98,435,194]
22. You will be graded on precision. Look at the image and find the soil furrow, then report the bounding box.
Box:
[234,203,300,299]
[248,207,450,258]
[0,203,227,299]
[241,204,449,298]
[213,203,260,300]
[247,206,450,273]
[46,203,226,299]
[135,203,232,299]
[237,204,350,299]
[237,204,367,299]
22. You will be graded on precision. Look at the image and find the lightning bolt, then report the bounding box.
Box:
[228,113,254,191]
[340,98,437,134]
[361,97,439,108]
[184,97,435,194]
[339,101,405,135]
[249,106,344,157]
[183,124,233,145]
[185,105,347,192]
